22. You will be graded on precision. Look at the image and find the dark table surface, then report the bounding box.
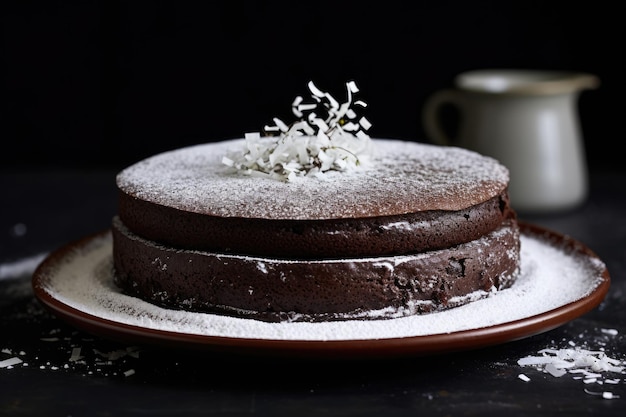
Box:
[1,168,625,416]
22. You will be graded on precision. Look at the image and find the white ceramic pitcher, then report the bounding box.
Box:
[422,69,599,213]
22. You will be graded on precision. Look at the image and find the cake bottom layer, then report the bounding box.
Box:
[111,216,521,323]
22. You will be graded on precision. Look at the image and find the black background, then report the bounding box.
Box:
[2,4,626,415]
[2,1,623,172]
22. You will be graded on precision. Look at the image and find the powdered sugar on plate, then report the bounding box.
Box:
[34,229,607,342]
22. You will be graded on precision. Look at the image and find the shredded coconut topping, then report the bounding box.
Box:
[222,80,372,181]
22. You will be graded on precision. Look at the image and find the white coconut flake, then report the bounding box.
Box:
[69,347,83,362]
[0,357,23,368]
[584,389,621,400]
[601,328,619,336]
[222,81,373,181]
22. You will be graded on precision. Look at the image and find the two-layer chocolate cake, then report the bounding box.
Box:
[111,81,521,322]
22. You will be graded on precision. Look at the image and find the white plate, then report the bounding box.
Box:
[32,223,610,359]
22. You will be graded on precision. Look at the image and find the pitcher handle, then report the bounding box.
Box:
[422,89,463,146]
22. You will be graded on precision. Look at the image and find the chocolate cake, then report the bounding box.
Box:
[111,81,521,322]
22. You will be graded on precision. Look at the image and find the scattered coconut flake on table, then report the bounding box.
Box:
[69,347,83,362]
[1,335,141,377]
[37,227,606,342]
[517,330,625,400]
[0,357,23,369]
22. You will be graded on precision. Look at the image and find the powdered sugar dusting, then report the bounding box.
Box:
[116,139,509,220]
[36,231,606,341]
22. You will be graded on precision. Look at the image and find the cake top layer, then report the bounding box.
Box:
[116,138,509,220]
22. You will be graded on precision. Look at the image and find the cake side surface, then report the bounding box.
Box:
[118,190,515,259]
[112,216,520,323]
